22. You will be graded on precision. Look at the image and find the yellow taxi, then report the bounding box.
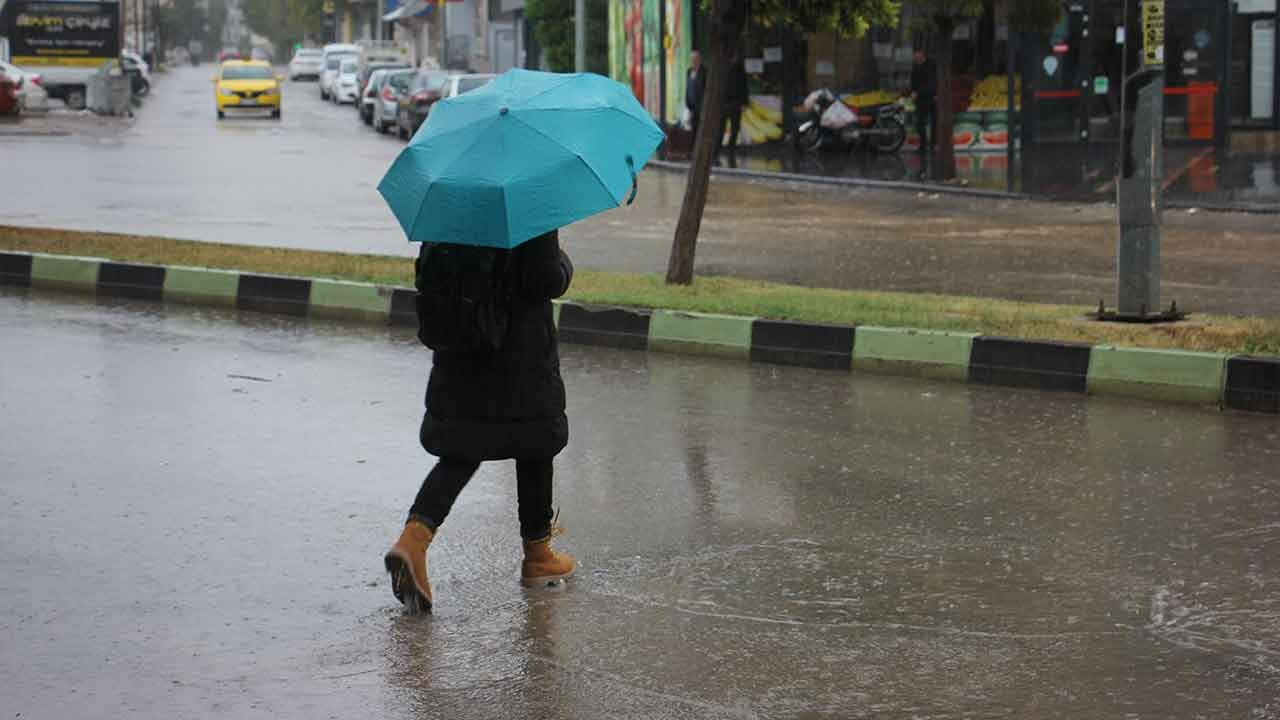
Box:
[214,60,283,120]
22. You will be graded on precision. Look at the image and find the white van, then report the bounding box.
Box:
[319,43,360,100]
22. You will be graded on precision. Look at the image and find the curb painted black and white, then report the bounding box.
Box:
[3,250,1277,415]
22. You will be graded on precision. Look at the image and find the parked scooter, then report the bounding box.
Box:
[793,88,906,154]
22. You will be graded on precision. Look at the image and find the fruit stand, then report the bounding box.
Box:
[905,74,1022,154]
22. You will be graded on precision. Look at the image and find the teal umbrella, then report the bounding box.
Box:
[378,69,666,249]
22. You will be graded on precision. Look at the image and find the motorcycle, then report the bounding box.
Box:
[793,88,906,155]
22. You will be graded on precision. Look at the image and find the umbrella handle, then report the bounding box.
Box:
[626,155,638,206]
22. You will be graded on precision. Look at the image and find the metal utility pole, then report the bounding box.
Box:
[438,0,447,67]
[1101,0,1183,322]
[574,0,584,72]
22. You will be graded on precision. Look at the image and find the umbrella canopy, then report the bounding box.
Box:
[378,69,666,249]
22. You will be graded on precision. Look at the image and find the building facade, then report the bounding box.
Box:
[606,0,1279,151]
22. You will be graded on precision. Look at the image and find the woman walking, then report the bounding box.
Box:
[376,70,665,613]
[384,230,576,613]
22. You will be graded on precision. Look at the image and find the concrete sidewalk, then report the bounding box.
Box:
[662,136,1280,212]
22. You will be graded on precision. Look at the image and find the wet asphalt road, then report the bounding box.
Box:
[3,287,1279,718]
[4,66,1280,315]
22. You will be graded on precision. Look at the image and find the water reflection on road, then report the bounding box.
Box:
[2,288,1277,718]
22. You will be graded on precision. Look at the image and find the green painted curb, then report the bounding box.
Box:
[852,326,977,381]
[648,310,754,359]
[1087,345,1226,405]
[30,255,101,289]
[309,278,392,319]
[162,266,239,306]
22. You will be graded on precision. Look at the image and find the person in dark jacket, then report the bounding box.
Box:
[910,49,938,156]
[720,53,749,155]
[384,230,576,613]
[685,50,706,139]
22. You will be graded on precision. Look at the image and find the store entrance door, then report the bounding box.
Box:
[1230,2,1278,129]
[1162,0,1229,143]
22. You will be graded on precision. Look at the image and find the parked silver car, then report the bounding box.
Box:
[371,69,413,134]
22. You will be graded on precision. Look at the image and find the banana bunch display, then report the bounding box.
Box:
[967,75,1022,111]
[841,89,899,108]
[730,99,784,145]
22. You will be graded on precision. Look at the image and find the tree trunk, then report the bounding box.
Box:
[934,20,956,181]
[665,0,743,285]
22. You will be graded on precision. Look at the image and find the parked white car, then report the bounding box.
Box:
[319,52,357,100]
[331,58,360,104]
[372,68,413,134]
[360,68,390,124]
[443,73,496,100]
[0,60,48,112]
[318,43,359,100]
[288,48,323,80]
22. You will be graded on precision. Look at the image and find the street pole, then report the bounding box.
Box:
[1104,0,1182,322]
[435,0,446,68]
[574,0,584,72]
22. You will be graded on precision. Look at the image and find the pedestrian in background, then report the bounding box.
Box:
[384,231,577,613]
[720,53,749,156]
[910,48,938,157]
[685,50,706,140]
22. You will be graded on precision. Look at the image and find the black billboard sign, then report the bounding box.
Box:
[8,1,120,67]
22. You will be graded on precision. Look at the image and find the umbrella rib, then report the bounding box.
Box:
[405,117,501,241]
[511,106,665,171]
[516,104,665,141]
[506,113,619,204]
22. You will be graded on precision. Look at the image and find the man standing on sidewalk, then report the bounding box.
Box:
[685,51,706,140]
[910,49,938,157]
[720,53,749,158]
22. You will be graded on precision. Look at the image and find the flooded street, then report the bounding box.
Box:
[3,66,1280,315]
[2,287,1277,718]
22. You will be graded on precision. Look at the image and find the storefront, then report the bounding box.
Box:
[1231,0,1278,129]
[1005,0,1279,149]
[605,0,1277,154]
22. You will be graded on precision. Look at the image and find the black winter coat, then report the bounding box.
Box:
[724,59,749,109]
[417,231,574,462]
[911,59,938,104]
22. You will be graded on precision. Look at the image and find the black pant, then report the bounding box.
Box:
[408,458,554,541]
[915,101,937,153]
[720,104,743,152]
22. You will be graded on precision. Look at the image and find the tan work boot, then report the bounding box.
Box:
[521,524,575,588]
[384,519,435,613]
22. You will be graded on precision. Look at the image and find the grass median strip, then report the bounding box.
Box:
[4,224,1280,355]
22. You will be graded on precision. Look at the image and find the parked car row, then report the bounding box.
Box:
[288,45,495,141]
